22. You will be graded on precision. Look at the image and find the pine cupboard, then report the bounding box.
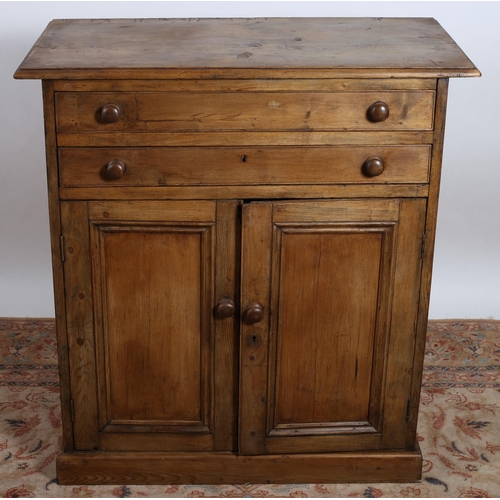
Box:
[14,18,480,484]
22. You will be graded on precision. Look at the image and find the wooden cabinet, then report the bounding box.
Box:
[15,17,479,485]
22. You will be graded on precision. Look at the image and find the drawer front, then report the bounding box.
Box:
[55,91,435,133]
[59,146,430,187]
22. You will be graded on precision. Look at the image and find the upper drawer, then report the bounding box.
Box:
[55,91,435,133]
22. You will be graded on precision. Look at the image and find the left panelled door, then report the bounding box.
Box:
[61,200,239,452]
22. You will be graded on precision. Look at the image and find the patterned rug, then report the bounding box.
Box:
[1,319,499,498]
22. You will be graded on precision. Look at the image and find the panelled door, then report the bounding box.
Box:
[239,198,427,455]
[61,200,239,452]
[62,196,426,455]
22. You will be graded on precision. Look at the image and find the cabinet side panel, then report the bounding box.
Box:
[406,78,449,447]
[60,201,99,450]
[381,198,426,449]
[41,80,74,451]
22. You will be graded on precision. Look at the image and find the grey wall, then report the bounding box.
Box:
[1,2,498,318]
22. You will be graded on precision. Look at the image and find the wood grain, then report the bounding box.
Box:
[88,200,216,222]
[55,91,435,133]
[406,78,450,447]
[52,78,437,92]
[99,228,205,423]
[59,146,431,187]
[15,18,480,80]
[214,201,240,451]
[57,131,434,147]
[265,434,381,454]
[87,201,220,451]
[41,81,74,451]
[60,201,99,450]
[239,203,273,455]
[380,199,426,449]
[60,185,429,201]
[99,433,214,452]
[56,448,423,485]
[274,231,381,425]
[259,201,398,454]
[273,199,400,223]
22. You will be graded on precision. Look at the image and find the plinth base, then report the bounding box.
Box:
[57,445,422,485]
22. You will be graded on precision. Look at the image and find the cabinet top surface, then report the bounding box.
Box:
[14,17,480,80]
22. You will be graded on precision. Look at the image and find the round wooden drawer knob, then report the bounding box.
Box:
[104,159,127,180]
[100,103,123,123]
[216,298,236,319]
[363,157,385,177]
[243,303,264,325]
[367,101,389,122]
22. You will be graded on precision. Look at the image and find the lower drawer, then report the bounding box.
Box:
[58,146,430,187]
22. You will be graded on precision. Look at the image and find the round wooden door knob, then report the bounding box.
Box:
[243,303,264,324]
[216,298,236,319]
[367,101,389,122]
[104,159,127,180]
[363,157,385,177]
[100,103,123,123]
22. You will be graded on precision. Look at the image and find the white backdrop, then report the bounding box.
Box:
[1,2,498,319]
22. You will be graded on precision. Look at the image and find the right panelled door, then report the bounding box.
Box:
[239,198,427,455]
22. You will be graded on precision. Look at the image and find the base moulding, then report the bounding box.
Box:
[56,446,423,485]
